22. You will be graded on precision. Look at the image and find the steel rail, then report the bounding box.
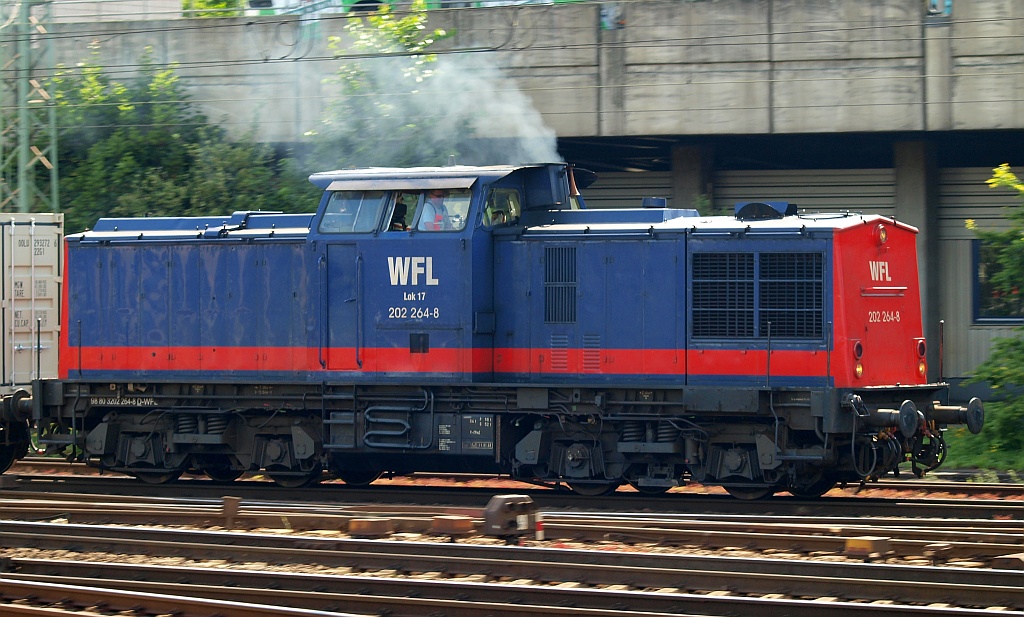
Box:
[0,522,1020,609]
[2,493,1019,545]
[11,458,1024,496]
[3,558,1021,617]
[8,458,1024,497]
[0,519,1017,587]
[4,488,1021,533]
[2,488,1021,560]
[4,474,1022,519]
[0,578,360,617]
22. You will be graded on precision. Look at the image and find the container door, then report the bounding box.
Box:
[2,216,62,389]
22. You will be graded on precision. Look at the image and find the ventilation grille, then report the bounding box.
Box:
[759,253,824,339]
[692,253,755,337]
[544,246,577,324]
[692,252,824,340]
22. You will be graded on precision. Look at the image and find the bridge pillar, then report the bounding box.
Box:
[671,144,715,213]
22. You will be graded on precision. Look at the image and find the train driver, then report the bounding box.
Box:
[485,207,507,227]
[418,189,453,231]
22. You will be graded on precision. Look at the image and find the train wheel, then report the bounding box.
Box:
[0,423,29,474]
[723,485,774,500]
[567,481,620,496]
[0,444,18,474]
[789,475,837,499]
[205,467,244,483]
[269,465,323,489]
[200,455,244,483]
[131,467,184,485]
[627,481,670,495]
[338,469,382,486]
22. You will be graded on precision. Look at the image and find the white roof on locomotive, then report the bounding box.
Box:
[521,210,918,237]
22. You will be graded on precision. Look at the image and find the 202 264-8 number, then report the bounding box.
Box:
[388,306,440,319]
[868,310,900,323]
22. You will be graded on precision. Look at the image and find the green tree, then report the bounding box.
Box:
[182,0,244,18]
[310,0,469,169]
[53,46,318,233]
[947,164,1024,471]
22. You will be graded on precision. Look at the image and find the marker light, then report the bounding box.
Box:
[855,363,864,379]
[918,361,927,377]
[853,340,864,359]
[916,339,926,358]
[875,224,888,245]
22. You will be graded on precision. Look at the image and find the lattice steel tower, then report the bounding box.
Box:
[0,0,58,213]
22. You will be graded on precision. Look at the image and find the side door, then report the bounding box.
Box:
[316,189,390,373]
[324,243,361,371]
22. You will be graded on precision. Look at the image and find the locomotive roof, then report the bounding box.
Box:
[521,210,918,237]
[71,211,314,243]
[307,164,538,190]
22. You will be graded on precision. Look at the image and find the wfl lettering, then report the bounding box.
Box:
[869,260,891,282]
[388,257,439,286]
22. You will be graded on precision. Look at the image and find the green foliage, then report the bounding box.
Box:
[311,0,471,169]
[53,46,319,232]
[951,164,1024,472]
[182,0,243,18]
[954,330,1024,471]
[942,401,1024,471]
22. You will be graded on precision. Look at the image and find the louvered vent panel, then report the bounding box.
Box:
[550,334,569,371]
[759,253,824,339]
[692,253,755,337]
[544,246,577,323]
[582,334,601,373]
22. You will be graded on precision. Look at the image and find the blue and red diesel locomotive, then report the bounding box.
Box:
[10,163,984,497]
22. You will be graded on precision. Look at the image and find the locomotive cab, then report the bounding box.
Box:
[306,163,579,384]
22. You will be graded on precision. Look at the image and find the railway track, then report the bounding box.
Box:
[4,464,1021,616]
[0,519,1020,616]
[1,493,1021,562]
[0,578,352,617]
[4,472,1022,520]
[9,457,1024,498]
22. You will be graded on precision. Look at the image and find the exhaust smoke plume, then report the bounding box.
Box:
[312,15,561,170]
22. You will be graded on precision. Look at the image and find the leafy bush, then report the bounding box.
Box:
[53,45,318,232]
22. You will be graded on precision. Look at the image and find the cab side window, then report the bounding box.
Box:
[387,193,417,231]
[413,188,472,232]
[484,189,521,228]
[319,190,387,233]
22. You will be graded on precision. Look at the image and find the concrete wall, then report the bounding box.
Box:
[46,0,1024,143]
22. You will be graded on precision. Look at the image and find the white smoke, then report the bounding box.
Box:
[426,52,562,165]
[317,40,561,168]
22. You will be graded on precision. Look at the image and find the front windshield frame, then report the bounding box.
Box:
[318,190,387,234]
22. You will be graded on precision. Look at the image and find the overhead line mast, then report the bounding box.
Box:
[0,0,58,213]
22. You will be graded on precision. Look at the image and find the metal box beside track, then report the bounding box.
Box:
[0,214,62,394]
[482,494,539,540]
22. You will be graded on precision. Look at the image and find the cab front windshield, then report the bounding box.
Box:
[318,188,472,234]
